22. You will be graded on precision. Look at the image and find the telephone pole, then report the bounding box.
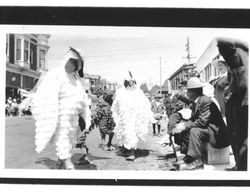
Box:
[182,36,196,63]
[160,57,162,96]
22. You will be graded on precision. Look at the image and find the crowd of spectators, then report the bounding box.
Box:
[5,96,32,117]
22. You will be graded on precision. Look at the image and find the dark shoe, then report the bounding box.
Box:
[225,166,238,171]
[74,154,90,165]
[173,155,196,167]
[57,158,75,170]
[105,145,115,151]
[180,159,204,170]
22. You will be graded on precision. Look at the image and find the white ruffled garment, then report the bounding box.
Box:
[111,86,152,150]
[32,68,90,159]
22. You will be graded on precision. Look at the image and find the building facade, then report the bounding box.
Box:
[195,39,222,83]
[6,34,50,100]
[84,73,117,95]
[168,63,196,93]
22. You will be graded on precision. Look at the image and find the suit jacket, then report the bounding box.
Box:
[213,75,229,117]
[185,95,229,148]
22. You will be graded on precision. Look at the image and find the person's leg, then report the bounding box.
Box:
[157,123,161,135]
[179,130,190,155]
[237,106,248,171]
[126,148,136,161]
[106,132,115,150]
[99,129,106,143]
[152,123,156,135]
[55,127,75,170]
[187,128,209,160]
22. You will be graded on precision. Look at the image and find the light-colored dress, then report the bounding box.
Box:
[111,86,152,150]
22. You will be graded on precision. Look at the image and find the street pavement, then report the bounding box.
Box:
[5,116,235,171]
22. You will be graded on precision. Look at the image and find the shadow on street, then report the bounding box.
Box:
[115,147,150,158]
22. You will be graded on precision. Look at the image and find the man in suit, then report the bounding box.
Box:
[172,77,229,170]
[216,37,248,171]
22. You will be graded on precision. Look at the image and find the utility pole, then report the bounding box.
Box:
[182,36,196,63]
[160,57,162,96]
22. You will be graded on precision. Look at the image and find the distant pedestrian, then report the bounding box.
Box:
[151,94,165,136]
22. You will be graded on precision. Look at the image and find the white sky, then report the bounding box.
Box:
[47,26,249,86]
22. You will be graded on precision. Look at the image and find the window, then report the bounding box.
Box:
[16,39,21,60]
[205,64,212,82]
[30,49,33,64]
[39,50,45,68]
[24,40,29,62]
[6,34,9,55]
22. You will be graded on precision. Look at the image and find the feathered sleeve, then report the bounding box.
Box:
[31,69,61,153]
[111,90,121,124]
[78,81,91,130]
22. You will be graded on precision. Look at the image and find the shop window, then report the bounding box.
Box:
[39,50,45,68]
[16,39,21,60]
[6,34,9,55]
[30,49,34,64]
[24,40,29,62]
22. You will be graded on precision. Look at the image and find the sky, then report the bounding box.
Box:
[46,26,249,87]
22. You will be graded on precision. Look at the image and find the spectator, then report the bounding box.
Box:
[216,37,248,171]
[171,77,229,170]
[151,94,165,136]
[210,60,230,118]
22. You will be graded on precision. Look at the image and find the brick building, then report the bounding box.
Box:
[168,63,196,93]
[6,34,50,100]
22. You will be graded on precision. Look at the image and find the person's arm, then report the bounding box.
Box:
[185,99,211,131]
[175,91,191,104]
[216,37,248,69]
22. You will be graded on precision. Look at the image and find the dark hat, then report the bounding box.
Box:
[69,46,84,78]
[155,94,162,98]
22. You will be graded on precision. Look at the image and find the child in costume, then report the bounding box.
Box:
[93,91,116,151]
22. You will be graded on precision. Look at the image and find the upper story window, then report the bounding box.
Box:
[205,63,212,82]
[16,39,21,60]
[24,40,29,62]
[39,49,45,68]
[30,49,34,64]
[6,34,9,56]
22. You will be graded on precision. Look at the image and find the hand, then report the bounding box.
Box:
[172,123,186,134]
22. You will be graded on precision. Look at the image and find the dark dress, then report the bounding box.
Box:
[93,97,115,137]
[217,38,248,170]
[213,74,229,117]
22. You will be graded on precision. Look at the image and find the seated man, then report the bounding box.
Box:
[172,77,229,170]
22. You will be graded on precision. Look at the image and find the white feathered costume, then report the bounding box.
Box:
[111,82,152,150]
[31,48,91,160]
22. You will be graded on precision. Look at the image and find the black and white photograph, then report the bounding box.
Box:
[0,5,250,187]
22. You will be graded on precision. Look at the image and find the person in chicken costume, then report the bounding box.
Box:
[111,71,152,161]
[31,47,91,169]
